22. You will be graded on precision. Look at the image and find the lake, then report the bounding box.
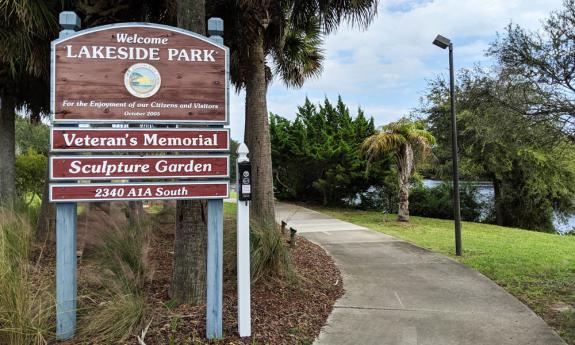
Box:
[423,179,575,234]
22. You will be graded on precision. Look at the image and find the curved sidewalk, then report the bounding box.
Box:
[276,203,566,345]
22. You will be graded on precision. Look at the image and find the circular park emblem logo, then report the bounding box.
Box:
[124,63,161,98]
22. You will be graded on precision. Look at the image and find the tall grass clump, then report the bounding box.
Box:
[222,205,294,283]
[0,207,54,345]
[78,220,151,343]
[250,220,293,283]
[98,220,151,294]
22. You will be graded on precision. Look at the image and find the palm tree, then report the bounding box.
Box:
[362,119,435,222]
[0,0,60,203]
[207,0,379,226]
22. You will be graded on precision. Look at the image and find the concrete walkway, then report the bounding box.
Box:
[276,203,566,345]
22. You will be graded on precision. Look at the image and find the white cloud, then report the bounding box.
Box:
[228,0,563,138]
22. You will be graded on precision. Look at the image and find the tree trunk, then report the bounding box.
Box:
[0,95,16,204]
[492,176,503,226]
[128,201,144,225]
[170,0,208,305]
[171,199,208,304]
[177,0,205,32]
[36,161,54,242]
[396,144,414,222]
[245,28,276,227]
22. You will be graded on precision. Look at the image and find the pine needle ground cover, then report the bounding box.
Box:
[312,206,575,344]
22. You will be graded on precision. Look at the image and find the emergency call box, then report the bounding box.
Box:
[237,161,251,201]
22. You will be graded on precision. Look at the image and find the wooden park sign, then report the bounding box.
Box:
[49,22,231,203]
[51,23,228,124]
[49,15,244,342]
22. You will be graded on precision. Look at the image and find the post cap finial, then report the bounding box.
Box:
[208,17,224,36]
[59,11,81,30]
[237,143,249,162]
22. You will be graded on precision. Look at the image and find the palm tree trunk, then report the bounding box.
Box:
[0,95,16,204]
[171,199,208,304]
[170,0,208,305]
[396,144,414,222]
[245,28,276,226]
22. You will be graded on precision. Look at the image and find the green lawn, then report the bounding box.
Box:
[311,206,575,343]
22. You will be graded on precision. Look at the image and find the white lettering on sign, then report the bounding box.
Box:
[116,33,169,45]
[65,39,217,62]
[143,133,217,147]
[59,133,218,148]
[68,160,150,176]
[155,160,212,173]
[66,160,213,176]
[167,49,216,62]
[66,45,161,60]
[63,133,132,147]
[156,187,189,197]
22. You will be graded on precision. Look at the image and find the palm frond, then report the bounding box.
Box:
[361,131,405,161]
[290,0,379,34]
[272,16,325,88]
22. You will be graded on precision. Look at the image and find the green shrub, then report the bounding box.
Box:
[15,116,49,156]
[15,149,47,204]
[270,97,392,205]
[409,183,482,222]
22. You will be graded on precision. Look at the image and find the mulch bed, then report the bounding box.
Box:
[39,203,344,344]
[141,224,343,344]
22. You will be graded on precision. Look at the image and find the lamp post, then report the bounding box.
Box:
[433,34,462,256]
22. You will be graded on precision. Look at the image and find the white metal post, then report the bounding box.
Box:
[236,143,251,336]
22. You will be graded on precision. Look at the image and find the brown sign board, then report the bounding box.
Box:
[51,23,228,124]
[50,155,229,180]
[51,127,229,152]
[49,181,229,202]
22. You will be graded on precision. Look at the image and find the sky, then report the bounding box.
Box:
[227,0,564,140]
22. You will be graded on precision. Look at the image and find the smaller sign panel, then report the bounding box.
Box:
[50,181,228,202]
[50,155,229,180]
[51,128,229,152]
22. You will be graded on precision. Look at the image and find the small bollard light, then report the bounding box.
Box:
[281,221,287,235]
[290,227,297,249]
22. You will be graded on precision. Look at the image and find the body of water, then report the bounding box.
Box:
[423,179,575,234]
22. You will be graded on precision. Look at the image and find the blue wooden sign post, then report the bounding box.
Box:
[55,202,77,339]
[206,18,225,339]
[206,199,224,338]
[55,11,80,340]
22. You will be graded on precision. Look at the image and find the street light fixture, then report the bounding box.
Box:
[433,34,462,256]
